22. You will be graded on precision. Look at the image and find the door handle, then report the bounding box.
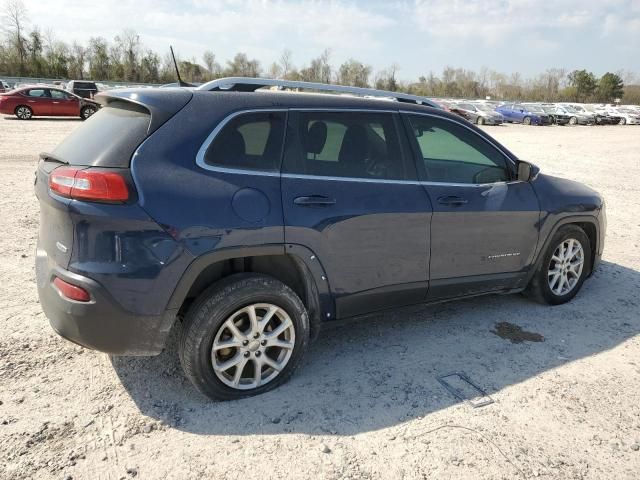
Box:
[293,195,336,207]
[437,195,468,206]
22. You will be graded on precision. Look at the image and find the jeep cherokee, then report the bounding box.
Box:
[35,78,606,400]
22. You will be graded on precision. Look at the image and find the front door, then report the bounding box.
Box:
[50,89,79,116]
[403,113,540,300]
[282,110,432,318]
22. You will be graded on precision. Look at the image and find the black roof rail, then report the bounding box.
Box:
[196,77,441,109]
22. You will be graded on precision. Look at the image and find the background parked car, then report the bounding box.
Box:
[582,105,621,125]
[539,105,570,125]
[452,102,504,125]
[605,107,640,125]
[0,86,99,120]
[66,80,98,99]
[0,80,11,93]
[555,105,595,125]
[495,103,550,125]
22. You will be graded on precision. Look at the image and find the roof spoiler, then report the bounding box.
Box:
[196,77,441,109]
[95,88,193,133]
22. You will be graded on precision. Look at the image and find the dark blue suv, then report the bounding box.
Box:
[35,78,606,400]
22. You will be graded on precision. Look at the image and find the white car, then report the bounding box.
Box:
[597,107,640,125]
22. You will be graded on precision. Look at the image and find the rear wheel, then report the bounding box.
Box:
[179,274,310,401]
[15,105,32,120]
[80,105,97,120]
[525,225,591,305]
[523,116,531,125]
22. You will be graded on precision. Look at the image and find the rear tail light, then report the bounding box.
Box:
[49,166,129,202]
[53,277,91,302]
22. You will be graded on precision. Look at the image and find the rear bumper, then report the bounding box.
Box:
[36,247,176,356]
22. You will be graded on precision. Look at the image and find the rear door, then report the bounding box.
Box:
[24,88,53,115]
[281,110,432,318]
[402,112,540,300]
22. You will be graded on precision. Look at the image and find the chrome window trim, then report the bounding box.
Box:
[195,107,523,188]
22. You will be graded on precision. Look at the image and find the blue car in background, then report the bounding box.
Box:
[496,103,551,125]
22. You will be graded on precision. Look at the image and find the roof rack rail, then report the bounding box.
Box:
[196,77,440,108]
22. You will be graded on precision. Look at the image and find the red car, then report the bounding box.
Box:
[0,86,99,120]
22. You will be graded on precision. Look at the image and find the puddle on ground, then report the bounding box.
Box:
[491,322,544,344]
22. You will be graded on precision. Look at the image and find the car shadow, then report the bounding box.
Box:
[111,260,639,435]
[2,116,82,121]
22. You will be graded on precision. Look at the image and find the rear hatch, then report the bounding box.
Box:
[35,89,193,269]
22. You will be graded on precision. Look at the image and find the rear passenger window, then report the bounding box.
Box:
[283,111,410,180]
[204,112,285,171]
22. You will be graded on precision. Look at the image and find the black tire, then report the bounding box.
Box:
[620,117,627,125]
[476,116,485,125]
[15,105,33,120]
[569,116,578,125]
[80,105,96,120]
[179,273,310,401]
[525,225,592,305]
[523,116,531,125]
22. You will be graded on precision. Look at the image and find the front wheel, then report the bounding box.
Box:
[620,118,627,125]
[569,116,578,125]
[80,105,97,120]
[523,116,531,125]
[476,116,485,125]
[179,274,310,401]
[15,105,33,120]
[525,225,591,305]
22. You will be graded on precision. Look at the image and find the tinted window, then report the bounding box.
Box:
[27,89,48,97]
[407,115,510,184]
[52,101,150,167]
[283,111,409,180]
[204,112,285,171]
[50,89,70,99]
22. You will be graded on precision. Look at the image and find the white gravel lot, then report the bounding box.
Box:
[0,116,639,480]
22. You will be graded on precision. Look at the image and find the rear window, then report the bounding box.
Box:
[52,101,150,167]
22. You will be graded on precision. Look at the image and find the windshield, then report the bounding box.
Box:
[475,104,496,112]
[563,106,580,113]
[457,103,477,111]
[526,105,544,113]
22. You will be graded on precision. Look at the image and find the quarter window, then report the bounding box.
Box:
[283,111,410,180]
[407,115,510,184]
[203,112,285,171]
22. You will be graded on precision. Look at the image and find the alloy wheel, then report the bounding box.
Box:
[211,303,295,390]
[16,106,32,119]
[547,238,584,296]
[82,107,96,119]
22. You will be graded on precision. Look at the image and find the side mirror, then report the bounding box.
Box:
[517,161,540,182]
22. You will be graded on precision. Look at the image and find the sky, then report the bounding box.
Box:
[18,0,640,80]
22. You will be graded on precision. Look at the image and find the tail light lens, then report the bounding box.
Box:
[53,277,91,302]
[49,166,129,202]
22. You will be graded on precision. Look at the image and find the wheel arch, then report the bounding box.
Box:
[166,245,334,341]
[528,215,600,282]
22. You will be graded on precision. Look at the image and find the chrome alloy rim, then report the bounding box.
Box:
[547,238,584,296]
[211,303,295,390]
[83,107,96,118]
[17,107,31,119]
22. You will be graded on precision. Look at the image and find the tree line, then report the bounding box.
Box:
[1,0,638,104]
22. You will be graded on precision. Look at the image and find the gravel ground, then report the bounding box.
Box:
[1,116,639,480]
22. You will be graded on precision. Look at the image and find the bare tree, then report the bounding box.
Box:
[279,48,293,79]
[2,0,29,75]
